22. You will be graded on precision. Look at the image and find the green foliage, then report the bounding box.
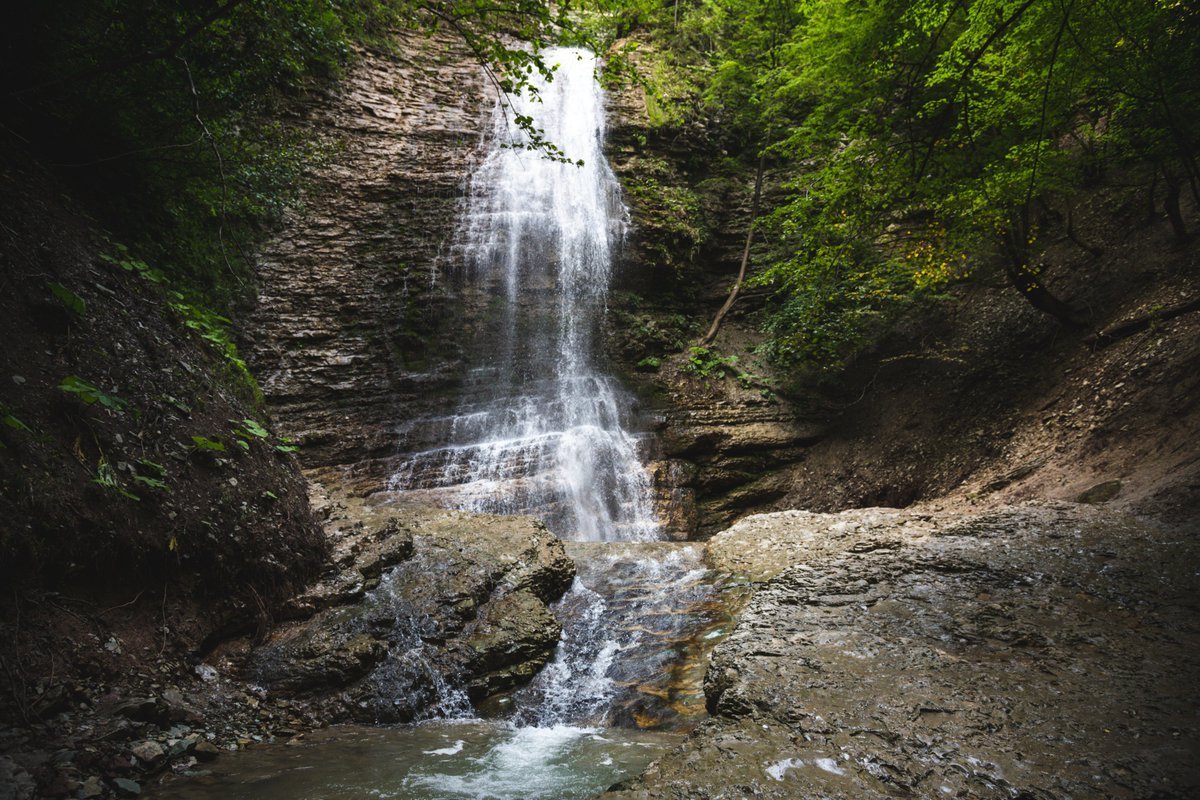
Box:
[101,242,259,399]
[602,0,1200,371]
[137,459,167,476]
[58,376,129,411]
[683,346,739,379]
[93,458,139,501]
[132,473,170,492]
[3,414,33,433]
[273,434,300,453]
[170,295,258,399]
[100,246,168,284]
[681,345,772,394]
[622,158,707,271]
[236,418,269,439]
[47,283,86,316]
[190,435,226,452]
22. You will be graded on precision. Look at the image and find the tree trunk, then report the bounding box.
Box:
[701,156,766,346]
[1162,165,1190,242]
[1002,208,1087,329]
[1086,295,1200,349]
[1066,205,1103,256]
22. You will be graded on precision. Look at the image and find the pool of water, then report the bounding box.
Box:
[154,721,676,800]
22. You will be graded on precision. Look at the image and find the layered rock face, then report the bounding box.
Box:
[602,76,825,537]
[248,32,489,491]
[605,504,1200,798]
[247,31,818,533]
[248,497,574,722]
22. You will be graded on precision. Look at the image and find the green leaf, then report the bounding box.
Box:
[190,435,225,452]
[238,418,269,438]
[132,474,170,491]
[93,458,139,500]
[47,283,86,315]
[59,376,128,411]
[3,414,32,433]
[136,459,167,475]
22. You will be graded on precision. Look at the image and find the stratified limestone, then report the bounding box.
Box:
[248,31,489,491]
[604,503,1200,799]
[249,502,574,723]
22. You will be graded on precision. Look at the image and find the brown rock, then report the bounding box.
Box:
[192,740,221,762]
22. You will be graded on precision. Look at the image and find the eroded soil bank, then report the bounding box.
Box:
[603,503,1200,799]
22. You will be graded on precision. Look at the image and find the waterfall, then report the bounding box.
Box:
[391,48,658,543]
[385,48,738,738]
[154,48,743,800]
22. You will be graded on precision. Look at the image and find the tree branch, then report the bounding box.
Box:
[701,154,766,345]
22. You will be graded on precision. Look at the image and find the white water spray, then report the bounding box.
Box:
[391,48,658,543]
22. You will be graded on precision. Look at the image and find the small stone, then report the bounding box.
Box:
[79,776,105,798]
[129,740,164,764]
[192,740,221,762]
[112,777,141,796]
[11,375,25,385]
[1076,479,1122,504]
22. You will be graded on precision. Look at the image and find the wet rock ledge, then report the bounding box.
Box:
[246,494,574,723]
[604,503,1200,799]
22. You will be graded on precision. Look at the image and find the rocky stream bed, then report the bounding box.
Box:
[3,498,1197,799]
[604,502,1200,799]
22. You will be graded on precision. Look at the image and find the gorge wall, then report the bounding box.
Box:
[249,30,1200,538]
[247,34,825,538]
[248,32,489,494]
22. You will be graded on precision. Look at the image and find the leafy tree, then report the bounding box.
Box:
[1,0,583,305]
[600,0,1198,370]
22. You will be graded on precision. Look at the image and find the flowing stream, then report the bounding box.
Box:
[161,49,739,800]
[386,47,739,788]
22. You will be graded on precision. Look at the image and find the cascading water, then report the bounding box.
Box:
[390,48,657,543]
[159,48,743,800]
[387,44,744,737]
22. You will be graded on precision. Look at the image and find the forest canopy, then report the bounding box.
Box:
[3,0,1196,371]
[590,0,1199,368]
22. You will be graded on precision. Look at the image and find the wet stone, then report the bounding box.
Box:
[112,777,141,796]
[247,505,574,723]
[129,740,163,764]
[603,504,1200,799]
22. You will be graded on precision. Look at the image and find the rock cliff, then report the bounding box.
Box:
[248,32,489,493]
[247,496,574,723]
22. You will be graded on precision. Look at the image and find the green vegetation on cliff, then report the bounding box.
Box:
[2,0,582,307]
[592,0,1199,369]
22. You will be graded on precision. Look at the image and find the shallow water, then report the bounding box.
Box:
[155,721,675,800]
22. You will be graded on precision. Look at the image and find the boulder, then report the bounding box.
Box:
[249,504,573,722]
